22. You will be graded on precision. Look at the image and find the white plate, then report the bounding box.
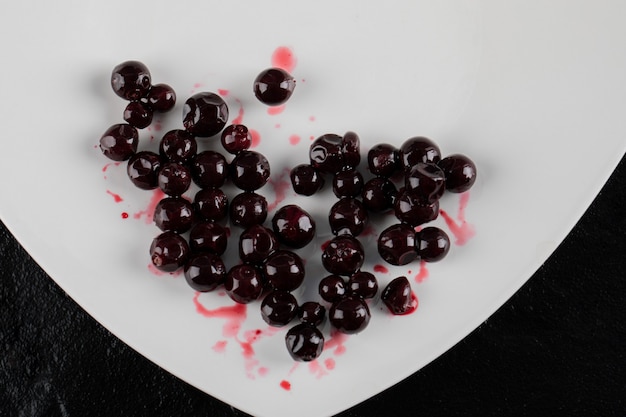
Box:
[1,1,625,416]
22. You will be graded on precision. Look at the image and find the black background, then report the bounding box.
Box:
[1,155,625,417]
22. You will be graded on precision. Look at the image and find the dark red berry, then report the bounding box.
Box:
[189,221,228,255]
[153,197,195,233]
[381,276,417,315]
[263,250,305,291]
[111,60,151,101]
[309,134,344,174]
[229,192,268,228]
[127,151,162,190]
[377,223,419,266]
[332,168,364,198]
[417,227,450,262]
[123,101,153,129]
[159,129,197,164]
[404,162,446,203]
[394,188,439,227]
[438,154,477,193]
[221,124,252,154]
[253,67,296,106]
[271,205,316,249]
[285,323,324,362]
[367,143,400,177]
[224,264,264,304]
[318,274,346,303]
[149,231,190,273]
[239,224,278,265]
[194,188,228,221]
[99,123,138,161]
[347,271,378,299]
[341,131,361,169]
[182,92,229,137]
[158,162,192,196]
[261,291,299,327]
[146,83,176,112]
[361,177,397,213]
[399,136,441,169]
[190,150,228,189]
[184,253,226,292]
[328,198,368,236]
[298,302,326,327]
[321,235,365,276]
[290,164,324,196]
[329,296,371,334]
[230,150,271,191]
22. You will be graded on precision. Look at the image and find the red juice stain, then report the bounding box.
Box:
[309,135,315,140]
[309,115,316,122]
[106,190,123,203]
[258,367,269,377]
[414,261,429,283]
[267,104,286,116]
[275,123,281,128]
[250,129,261,148]
[280,380,291,391]
[213,340,228,353]
[308,359,327,379]
[320,240,331,251]
[289,134,300,146]
[102,162,120,173]
[121,212,129,219]
[134,189,165,224]
[325,330,348,356]
[147,263,165,276]
[271,46,297,73]
[218,89,229,96]
[153,121,162,131]
[324,358,336,370]
[439,192,475,245]
[267,168,291,212]
[373,264,388,274]
[192,292,247,338]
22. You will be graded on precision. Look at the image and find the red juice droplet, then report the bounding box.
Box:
[271,46,297,73]
[121,212,129,219]
[106,190,123,203]
[250,129,261,148]
[267,104,286,116]
[373,264,388,274]
[192,292,247,338]
[325,330,348,356]
[321,240,331,251]
[308,359,327,379]
[267,168,291,212]
[218,89,229,96]
[415,261,429,283]
[280,380,291,391]
[309,115,316,122]
[134,189,165,224]
[324,358,336,370]
[213,340,228,353]
[289,134,300,146]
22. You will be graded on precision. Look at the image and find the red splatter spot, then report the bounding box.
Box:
[440,192,475,245]
[309,115,316,122]
[102,162,121,173]
[153,122,162,131]
[192,292,247,338]
[289,134,300,145]
[271,46,297,73]
[134,189,165,224]
[218,89,229,96]
[258,367,269,377]
[121,212,129,219]
[106,190,123,203]
[325,330,348,356]
[267,104,285,115]
[308,360,327,379]
[320,240,331,251]
[324,358,336,370]
[414,261,429,283]
[373,264,388,274]
[309,135,315,140]
[250,129,261,148]
[213,340,228,353]
[280,380,291,391]
[267,168,291,212]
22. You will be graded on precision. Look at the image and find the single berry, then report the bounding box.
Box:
[404,162,446,203]
[224,264,264,304]
[329,296,371,334]
[399,136,441,169]
[190,150,228,189]
[417,227,450,262]
[438,154,477,193]
[321,235,365,276]
[158,162,192,196]
[263,250,305,292]
[361,177,397,213]
[367,143,400,177]
[229,192,268,228]
[111,60,151,101]
[318,274,346,303]
[381,276,417,315]
[394,188,439,227]
[153,197,195,233]
[182,92,229,137]
[253,67,296,106]
[99,123,138,161]
[159,129,197,164]
[127,151,162,190]
[239,224,279,265]
[328,198,368,236]
[341,131,361,169]
[221,124,252,154]
[347,271,378,299]
[194,188,228,221]
[261,290,299,327]
[123,101,153,129]
[271,205,316,249]
[189,221,228,255]
[332,168,364,198]
[149,231,190,273]
[298,302,326,327]
[290,164,324,196]
[184,253,226,292]
[230,150,271,191]
[309,134,344,174]
[377,223,419,266]
[146,83,176,112]
[285,323,324,362]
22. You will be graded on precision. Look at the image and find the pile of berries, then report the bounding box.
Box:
[98,60,476,362]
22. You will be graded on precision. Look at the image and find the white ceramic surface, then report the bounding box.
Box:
[1,1,625,416]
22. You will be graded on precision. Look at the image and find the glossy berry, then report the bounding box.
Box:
[184,253,226,292]
[399,136,441,169]
[405,163,446,203]
[381,276,417,315]
[328,198,368,236]
[261,291,299,327]
[271,205,316,249]
[224,264,264,304]
[158,162,192,196]
[99,123,138,161]
[189,221,228,255]
[285,323,324,362]
[309,134,344,174]
[239,224,278,265]
[394,188,439,227]
[182,92,229,137]
[347,271,378,299]
[123,101,153,129]
[190,150,228,189]
[221,124,252,154]
[377,223,419,266]
[194,188,228,221]
[263,250,305,291]
[149,231,190,273]
[368,143,400,177]
[146,83,176,112]
[253,67,296,106]
[322,235,365,276]
[341,131,361,169]
[159,129,197,164]
[318,275,346,303]
[230,150,271,191]
[417,227,450,262]
[229,192,268,228]
[298,302,326,327]
[127,151,162,190]
[361,177,397,213]
[153,197,195,233]
[438,154,477,193]
[329,296,371,334]
[111,60,151,101]
[332,168,364,198]
[290,164,324,196]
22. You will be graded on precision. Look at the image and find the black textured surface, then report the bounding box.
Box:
[1,155,625,417]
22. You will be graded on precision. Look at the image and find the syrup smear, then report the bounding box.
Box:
[267,168,291,212]
[134,189,165,224]
[271,46,297,73]
[440,192,475,245]
[106,190,123,203]
[415,261,429,283]
[267,105,285,116]
[373,264,388,274]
